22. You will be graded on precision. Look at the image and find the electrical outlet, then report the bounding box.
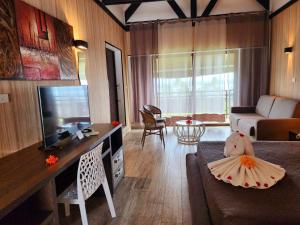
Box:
[292,77,296,83]
[0,94,9,104]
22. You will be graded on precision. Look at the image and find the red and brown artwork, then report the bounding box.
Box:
[0,0,77,80]
[0,0,22,79]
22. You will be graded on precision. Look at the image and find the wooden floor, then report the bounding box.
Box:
[60,126,231,225]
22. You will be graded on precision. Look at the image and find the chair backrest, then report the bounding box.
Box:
[139,109,156,127]
[77,142,105,200]
[143,105,162,116]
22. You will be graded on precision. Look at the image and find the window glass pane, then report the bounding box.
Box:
[153,50,238,119]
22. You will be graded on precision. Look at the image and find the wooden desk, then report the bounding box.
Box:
[289,129,300,141]
[0,124,124,225]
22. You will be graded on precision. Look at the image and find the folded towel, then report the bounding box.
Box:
[208,155,286,189]
[208,131,286,189]
[224,131,254,157]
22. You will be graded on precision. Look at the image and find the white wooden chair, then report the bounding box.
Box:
[57,142,116,225]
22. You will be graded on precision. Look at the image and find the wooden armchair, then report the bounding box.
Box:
[139,109,165,148]
[143,105,167,134]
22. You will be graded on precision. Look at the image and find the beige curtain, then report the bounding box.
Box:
[194,18,227,51]
[129,12,269,122]
[129,23,158,123]
[193,19,236,115]
[153,22,194,115]
[158,21,194,54]
[226,13,269,106]
[226,13,268,49]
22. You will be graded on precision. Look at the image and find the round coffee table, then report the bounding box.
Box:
[175,120,205,144]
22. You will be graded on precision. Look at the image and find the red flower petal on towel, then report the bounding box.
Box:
[240,133,244,137]
[271,176,275,179]
[217,174,221,178]
[227,176,232,180]
[264,183,269,188]
[245,182,249,187]
[256,182,261,187]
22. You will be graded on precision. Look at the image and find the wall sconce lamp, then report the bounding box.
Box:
[284,47,293,54]
[73,40,88,50]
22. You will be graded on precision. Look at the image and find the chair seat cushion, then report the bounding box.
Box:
[146,122,165,130]
[156,117,166,123]
[230,113,264,131]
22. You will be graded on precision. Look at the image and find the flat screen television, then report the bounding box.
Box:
[38,86,91,149]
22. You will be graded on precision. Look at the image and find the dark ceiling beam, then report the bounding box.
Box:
[270,0,297,18]
[191,0,197,18]
[256,0,270,10]
[93,0,126,30]
[125,3,141,23]
[167,0,186,18]
[202,0,218,17]
[103,0,163,5]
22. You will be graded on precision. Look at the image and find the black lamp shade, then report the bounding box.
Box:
[284,47,293,53]
[73,40,88,50]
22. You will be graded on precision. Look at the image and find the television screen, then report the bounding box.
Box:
[38,86,91,148]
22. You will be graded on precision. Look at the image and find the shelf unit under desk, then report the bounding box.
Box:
[0,123,124,225]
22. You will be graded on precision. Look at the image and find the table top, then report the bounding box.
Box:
[289,129,300,134]
[0,123,121,219]
[176,120,203,126]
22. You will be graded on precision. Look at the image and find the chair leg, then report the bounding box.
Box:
[103,178,116,218]
[142,129,147,149]
[64,203,71,217]
[141,129,145,144]
[78,202,89,225]
[164,122,167,134]
[160,129,165,148]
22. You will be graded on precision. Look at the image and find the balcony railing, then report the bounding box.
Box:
[158,90,233,121]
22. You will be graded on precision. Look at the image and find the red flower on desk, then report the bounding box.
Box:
[46,155,59,166]
[112,121,120,127]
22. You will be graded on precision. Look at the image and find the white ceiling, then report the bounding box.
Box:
[101,0,291,25]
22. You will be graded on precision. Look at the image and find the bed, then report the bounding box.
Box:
[186,141,300,225]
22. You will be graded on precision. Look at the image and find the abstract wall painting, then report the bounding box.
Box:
[0,0,77,80]
[0,0,23,79]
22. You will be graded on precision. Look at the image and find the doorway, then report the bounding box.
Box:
[105,43,126,125]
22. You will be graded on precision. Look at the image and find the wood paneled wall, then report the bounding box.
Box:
[270,1,300,99]
[0,0,130,158]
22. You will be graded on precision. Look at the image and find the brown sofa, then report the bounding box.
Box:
[230,95,300,140]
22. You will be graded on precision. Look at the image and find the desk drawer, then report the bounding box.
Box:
[112,148,124,172]
[113,165,124,188]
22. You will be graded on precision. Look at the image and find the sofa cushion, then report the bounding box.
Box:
[230,113,264,132]
[269,97,300,119]
[238,118,262,136]
[255,95,276,117]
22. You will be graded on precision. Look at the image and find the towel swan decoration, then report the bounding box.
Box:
[208,131,286,189]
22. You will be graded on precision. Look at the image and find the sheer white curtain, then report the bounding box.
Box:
[193,19,237,115]
[153,22,194,116]
[129,12,269,123]
[153,19,237,119]
[153,53,193,116]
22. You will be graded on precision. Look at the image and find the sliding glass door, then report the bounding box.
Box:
[153,49,238,121]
